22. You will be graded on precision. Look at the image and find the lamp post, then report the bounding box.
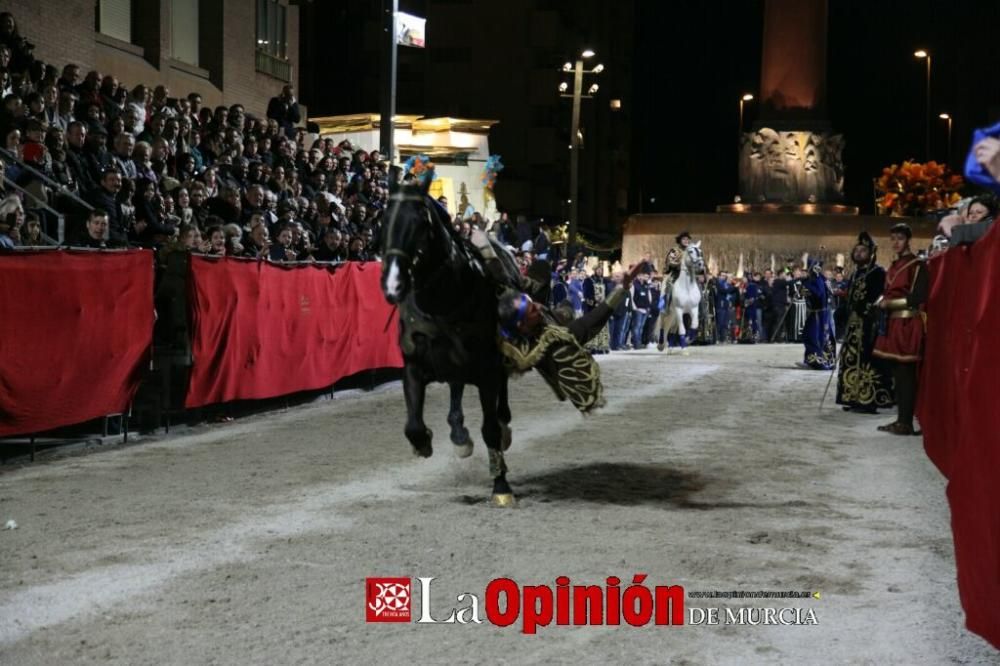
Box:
[914,49,931,161]
[939,113,952,166]
[379,0,399,165]
[560,50,602,250]
[738,93,754,135]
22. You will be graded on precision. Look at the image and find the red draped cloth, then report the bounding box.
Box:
[185,258,403,408]
[0,250,154,436]
[918,223,1000,649]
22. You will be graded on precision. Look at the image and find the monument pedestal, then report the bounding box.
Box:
[737,128,846,207]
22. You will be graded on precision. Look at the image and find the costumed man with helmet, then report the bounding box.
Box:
[798,258,837,369]
[836,231,895,414]
[470,228,641,414]
[872,222,928,435]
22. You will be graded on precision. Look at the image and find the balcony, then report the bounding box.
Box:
[255,50,292,82]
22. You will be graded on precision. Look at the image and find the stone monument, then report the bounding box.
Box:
[724,0,854,213]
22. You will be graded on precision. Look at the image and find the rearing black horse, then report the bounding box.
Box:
[380,178,515,506]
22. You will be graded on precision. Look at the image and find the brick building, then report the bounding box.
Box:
[0,0,299,118]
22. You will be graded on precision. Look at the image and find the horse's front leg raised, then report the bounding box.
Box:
[403,363,433,457]
[447,382,473,458]
[478,380,514,507]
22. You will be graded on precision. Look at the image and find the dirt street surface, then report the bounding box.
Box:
[0,344,995,664]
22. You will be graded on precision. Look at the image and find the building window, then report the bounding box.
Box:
[256,0,287,59]
[98,0,132,43]
[171,0,200,66]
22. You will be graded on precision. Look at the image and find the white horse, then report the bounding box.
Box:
[656,242,706,351]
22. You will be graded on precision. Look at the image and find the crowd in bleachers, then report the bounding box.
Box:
[0,11,394,262]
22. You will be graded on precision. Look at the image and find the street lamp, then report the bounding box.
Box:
[739,93,754,135]
[559,51,603,249]
[914,49,931,161]
[939,113,952,166]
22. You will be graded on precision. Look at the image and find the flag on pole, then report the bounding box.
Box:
[396,12,426,48]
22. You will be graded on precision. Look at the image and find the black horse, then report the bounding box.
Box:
[380,178,515,506]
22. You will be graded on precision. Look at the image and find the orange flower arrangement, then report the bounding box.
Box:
[874,160,964,216]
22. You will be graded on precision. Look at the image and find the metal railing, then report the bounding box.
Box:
[255,49,293,82]
[1,147,94,244]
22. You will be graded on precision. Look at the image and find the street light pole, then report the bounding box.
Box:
[738,94,753,135]
[939,113,952,166]
[380,0,398,165]
[569,59,583,249]
[925,54,932,162]
[915,49,931,161]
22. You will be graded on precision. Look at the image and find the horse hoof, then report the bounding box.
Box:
[411,444,433,458]
[491,493,517,508]
[656,343,665,352]
[500,423,513,451]
[453,442,473,458]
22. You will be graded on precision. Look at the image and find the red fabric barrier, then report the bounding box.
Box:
[185,258,403,408]
[918,224,1000,649]
[0,250,154,436]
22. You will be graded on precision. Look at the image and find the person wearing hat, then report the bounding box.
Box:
[496,262,643,413]
[798,258,837,369]
[665,231,693,284]
[836,231,894,414]
[872,222,928,435]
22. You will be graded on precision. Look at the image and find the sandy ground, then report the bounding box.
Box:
[0,343,995,665]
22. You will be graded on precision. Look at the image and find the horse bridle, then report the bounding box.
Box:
[383,191,426,265]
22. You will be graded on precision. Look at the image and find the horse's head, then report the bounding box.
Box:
[381,178,433,304]
[685,241,706,274]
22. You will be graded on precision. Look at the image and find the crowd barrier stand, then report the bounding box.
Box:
[1,251,404,452]
[0,249,154,440]
[184,256,403,408]
[918,222,1000,649]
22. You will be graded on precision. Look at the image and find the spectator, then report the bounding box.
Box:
[266,85,300,137]
[85,167,127,244]
[313,227,344,262]
[20,212,57,246]
[269,223,297,261]
[74,70,101,118]
[52,88,76,131]
[0,12,34,74]
[82,121,111,184]
[112,131,136,179]
[56,63,80,95]
[151,85,170,118]
[63,120,95,193]
[204,223,226,255]
[130,176,175,246]
[71,208,113,248]
[243,219,269,258]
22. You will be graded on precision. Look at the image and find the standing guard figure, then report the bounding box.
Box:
[836,232,894,413]
[872,223,928,435]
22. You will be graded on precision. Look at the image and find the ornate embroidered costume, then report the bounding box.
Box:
[582,273,611,353]
[836,234,894,410]
[500,288,627,414]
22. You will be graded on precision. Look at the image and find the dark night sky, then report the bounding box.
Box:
[635,0,1000,214]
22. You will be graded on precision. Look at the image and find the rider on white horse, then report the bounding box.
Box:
[656,231,706,352]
